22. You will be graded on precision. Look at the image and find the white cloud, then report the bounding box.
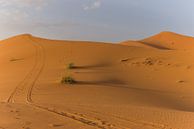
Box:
[83,0,102,11]
[0,0,51,22]
[0,0,48,9]
[0,8,28,22]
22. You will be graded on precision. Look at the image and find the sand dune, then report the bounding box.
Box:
[0,33,194,129]
[121,31,194,50]
[141,31,194,50]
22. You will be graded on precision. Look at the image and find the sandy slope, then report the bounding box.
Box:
[0,32,194,129]
[121,31,194,50]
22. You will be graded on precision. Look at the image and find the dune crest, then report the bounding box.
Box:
[121,31,194,50]
[120,40,158,49]
[141,31,194,50]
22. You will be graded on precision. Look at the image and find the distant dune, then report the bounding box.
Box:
[0,32,194,129]
[121,31,194,50]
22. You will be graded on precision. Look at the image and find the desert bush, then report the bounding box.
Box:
[61,76,76,84]
[67,63,75,69]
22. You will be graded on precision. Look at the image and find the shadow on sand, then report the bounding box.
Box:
[74,79,194,112]
[70,62,112,70]
[76,79,126,86]
[139,41,172,50]
[75,79,172,93]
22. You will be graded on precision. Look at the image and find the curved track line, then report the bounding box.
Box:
[7,37,40,103]
[32,104,118,129]
[67,105,176,129]
[26,38,46,103]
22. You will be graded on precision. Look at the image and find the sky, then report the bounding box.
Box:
[0,0,194,42]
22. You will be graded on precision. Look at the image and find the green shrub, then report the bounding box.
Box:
[67,63,74,69]
[61,76,76,84]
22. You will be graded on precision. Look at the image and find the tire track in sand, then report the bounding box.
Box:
[7,36,41,103]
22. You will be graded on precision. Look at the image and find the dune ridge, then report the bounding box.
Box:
[121,31,194,50]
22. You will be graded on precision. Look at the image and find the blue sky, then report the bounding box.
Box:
[0,0,194,42]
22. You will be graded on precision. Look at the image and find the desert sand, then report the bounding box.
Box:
[0,32,194,129]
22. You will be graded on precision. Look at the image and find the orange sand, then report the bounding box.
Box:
[0,32,194,129]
